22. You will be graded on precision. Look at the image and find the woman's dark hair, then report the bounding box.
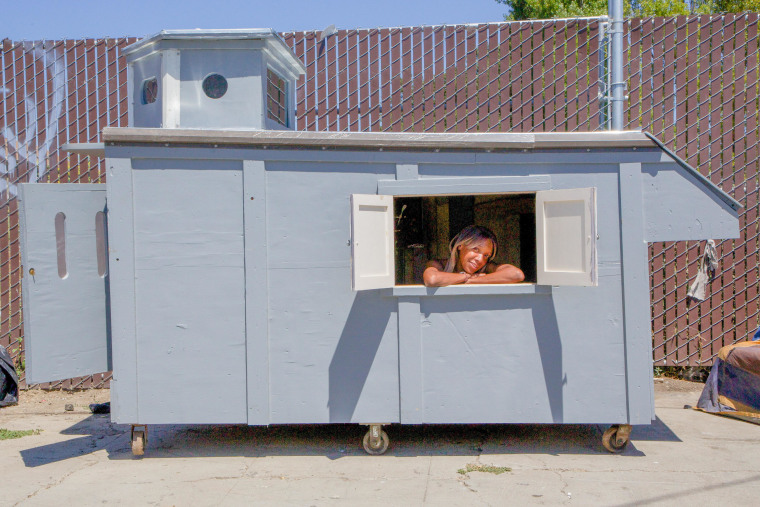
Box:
[444,225,498,273]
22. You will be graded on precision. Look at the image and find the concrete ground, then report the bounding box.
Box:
[0,379,758,506]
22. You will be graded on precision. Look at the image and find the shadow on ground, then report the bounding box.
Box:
[19,415,680,466]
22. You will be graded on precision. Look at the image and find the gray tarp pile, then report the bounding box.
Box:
[0,346,19,407]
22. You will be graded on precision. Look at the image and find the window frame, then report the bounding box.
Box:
[351,177,597,291]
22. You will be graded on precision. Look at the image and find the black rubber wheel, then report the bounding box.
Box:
[362,429,390,455]
[602,425,629,453]
[131,430,146,456]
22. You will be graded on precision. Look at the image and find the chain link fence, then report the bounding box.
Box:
[625,15,760,364]
[283,19,607,133]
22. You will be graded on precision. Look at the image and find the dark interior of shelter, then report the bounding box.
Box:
[394,194,537,285]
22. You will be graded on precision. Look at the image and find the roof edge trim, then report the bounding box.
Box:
[644,132,742,211]
[102,128,663,151]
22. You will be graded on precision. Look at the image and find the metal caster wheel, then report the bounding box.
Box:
[131,425,147,456]
[602,424,631,453]
[362,424,389,455]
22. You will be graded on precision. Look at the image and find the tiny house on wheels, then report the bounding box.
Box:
[18,29,740,456]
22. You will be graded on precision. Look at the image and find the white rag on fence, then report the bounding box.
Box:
[687,239,719,303]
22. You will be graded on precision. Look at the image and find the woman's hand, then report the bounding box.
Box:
[423,261,525,286]
[463,264,525,284]
[423,263,472,287]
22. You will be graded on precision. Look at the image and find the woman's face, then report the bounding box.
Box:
[457,239,493,274]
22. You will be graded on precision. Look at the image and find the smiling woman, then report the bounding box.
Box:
[422,225,525,287]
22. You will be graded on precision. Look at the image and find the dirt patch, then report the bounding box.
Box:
[653,377,704,393]
[1,388,110,415]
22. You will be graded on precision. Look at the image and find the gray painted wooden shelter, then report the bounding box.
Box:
[18,29,741,454]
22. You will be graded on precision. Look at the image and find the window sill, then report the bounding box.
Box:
[387,284,551,297]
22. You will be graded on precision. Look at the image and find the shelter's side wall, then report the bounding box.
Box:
[265,160,400,424]
[410,164,631,424]
[642,161,741,242]
[261,154,637,425]
[179,49,263,129]
[125,159,248,424]
[103,146,654,425]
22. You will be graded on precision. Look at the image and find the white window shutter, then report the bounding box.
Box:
[536,187,597,286]
[351,194,395,290]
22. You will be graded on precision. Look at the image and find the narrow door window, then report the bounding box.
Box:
[95,211,107,277]
[55,212,67,279]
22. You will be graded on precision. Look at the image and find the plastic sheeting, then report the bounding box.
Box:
[687,239,718,303]
[697,341,760,424]
[0,346,19,407]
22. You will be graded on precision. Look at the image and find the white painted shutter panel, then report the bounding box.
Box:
[536,187,597,286]
[351,194,395,290]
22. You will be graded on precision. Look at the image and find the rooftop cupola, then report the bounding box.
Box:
[123,29,305,130]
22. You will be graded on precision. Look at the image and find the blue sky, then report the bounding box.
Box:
[3,0,509,40]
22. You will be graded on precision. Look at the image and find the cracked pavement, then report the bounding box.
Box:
[1,379,759,506]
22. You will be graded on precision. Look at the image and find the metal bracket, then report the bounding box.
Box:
[361,423,385,448]
[130,424,147,441]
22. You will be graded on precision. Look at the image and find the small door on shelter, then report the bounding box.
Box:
[19,184,111,383]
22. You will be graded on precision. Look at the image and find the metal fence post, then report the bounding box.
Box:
[608,0,626,130]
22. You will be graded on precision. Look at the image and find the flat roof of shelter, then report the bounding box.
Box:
[102,128,652,150]
[78,128,741,212]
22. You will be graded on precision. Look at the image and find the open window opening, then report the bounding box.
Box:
[266,68,288,127]
[351,188,596,291]
[394,194,536,285]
